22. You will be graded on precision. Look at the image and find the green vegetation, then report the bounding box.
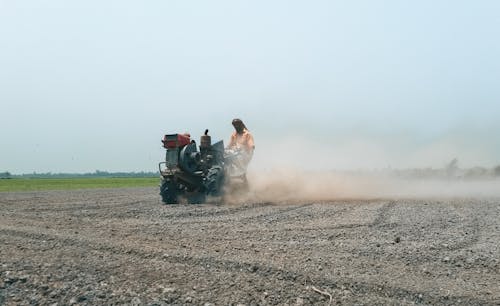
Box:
[0,177,159,192]
[9,170,157,179]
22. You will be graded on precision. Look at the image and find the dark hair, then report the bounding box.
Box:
[232,118,247,130]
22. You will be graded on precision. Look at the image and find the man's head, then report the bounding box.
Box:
[232,118,246,134]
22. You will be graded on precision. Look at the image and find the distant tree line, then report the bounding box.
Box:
[391,160,500,180]
[4,170,158,179]
[0,172,12,179]
[3,161,500,179]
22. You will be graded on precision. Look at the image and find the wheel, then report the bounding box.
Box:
[159,178,178,204]
[206,166,225,197]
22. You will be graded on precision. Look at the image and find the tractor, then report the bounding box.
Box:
[158,130,245,204]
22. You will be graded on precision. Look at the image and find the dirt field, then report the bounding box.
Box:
[1,187,499,305]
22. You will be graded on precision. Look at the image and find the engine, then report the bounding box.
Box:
[159,130,225,204]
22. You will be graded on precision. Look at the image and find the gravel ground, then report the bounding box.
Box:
[1,187,499,305]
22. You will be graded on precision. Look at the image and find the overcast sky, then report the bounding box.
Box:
[1,0,499,173]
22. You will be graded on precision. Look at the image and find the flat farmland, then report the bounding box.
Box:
[0,187,499,305]
[0,178,158,192]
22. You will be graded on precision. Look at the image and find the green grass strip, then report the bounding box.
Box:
[0,177,159,192]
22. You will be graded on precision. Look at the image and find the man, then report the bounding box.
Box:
[228,118,255,152]
[226,118,255,177]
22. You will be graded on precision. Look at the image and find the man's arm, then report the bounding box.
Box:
[247,133,255,151]
[227,133,236,149]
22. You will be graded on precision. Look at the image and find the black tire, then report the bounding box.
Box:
[160,178,178,204]
[206,167,225,197]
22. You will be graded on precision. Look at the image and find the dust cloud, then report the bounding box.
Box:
[245,169,500,203]
[240,138,500,203]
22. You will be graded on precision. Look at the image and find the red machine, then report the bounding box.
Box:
[162,134,191,149]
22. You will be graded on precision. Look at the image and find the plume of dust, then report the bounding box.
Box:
[240,169,500,204]
[245,169,386,203]
[225,137,500,204]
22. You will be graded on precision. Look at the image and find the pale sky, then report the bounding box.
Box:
[1,1,499,173]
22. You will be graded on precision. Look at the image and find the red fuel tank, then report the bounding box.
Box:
[162,133,191,149]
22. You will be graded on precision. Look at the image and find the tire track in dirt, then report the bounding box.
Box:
[161,201,364,227]
[381,201,482,254]
[237,203,315,223]
[21,199,148,212]
[233,201,395,234]
[0,227,492,305]
[0,201,149,227]
[157,202,276,220]
[355,202,485,266]
[369,200,396,228]
[157,203,317,226]
[441,203,482,252]
[267,222,401,234]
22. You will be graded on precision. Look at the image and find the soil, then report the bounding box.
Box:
[1,187,499,305]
